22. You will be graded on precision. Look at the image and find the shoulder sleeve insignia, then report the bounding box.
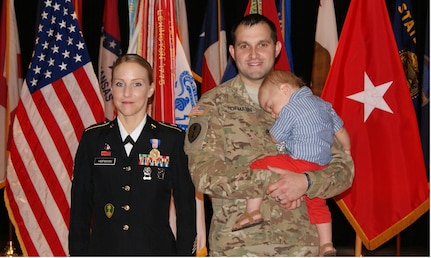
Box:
[187,123,201,143]
[184,117,208,152]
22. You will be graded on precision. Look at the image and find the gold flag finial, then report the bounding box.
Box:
[1,241,19,257]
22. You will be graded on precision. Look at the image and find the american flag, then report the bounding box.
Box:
[4,0,105,256]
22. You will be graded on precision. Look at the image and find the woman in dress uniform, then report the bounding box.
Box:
[68,54,197,256]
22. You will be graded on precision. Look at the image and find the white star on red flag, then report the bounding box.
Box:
[347,72,393,122]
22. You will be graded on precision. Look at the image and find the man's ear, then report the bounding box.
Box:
[275,41,282,58]
[228,45,236,62]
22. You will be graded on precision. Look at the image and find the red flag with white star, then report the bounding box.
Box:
[321,0,429,251]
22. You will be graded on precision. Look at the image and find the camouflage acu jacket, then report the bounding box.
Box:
[184,76,354,256]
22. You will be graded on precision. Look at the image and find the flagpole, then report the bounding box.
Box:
[396,234,401,256]
[354,234,362,256]
[1,220,19,256]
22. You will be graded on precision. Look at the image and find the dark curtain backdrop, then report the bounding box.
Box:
[12,0,346,86]
[12,0,429,88]
[2,0,429,254]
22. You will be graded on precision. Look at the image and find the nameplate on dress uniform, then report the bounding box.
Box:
[94,157,116,165]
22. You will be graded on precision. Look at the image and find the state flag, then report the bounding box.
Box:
[321,0,429,250]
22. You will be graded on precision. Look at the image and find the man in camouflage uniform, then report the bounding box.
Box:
[184,14,354,256]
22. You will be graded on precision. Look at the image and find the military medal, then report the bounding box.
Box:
[138,138,169,168]
[143,167,152,180]
[149,138,160,158]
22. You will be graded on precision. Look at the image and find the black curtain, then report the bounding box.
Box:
[11,0,428,88]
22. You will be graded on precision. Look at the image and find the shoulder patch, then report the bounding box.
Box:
[187,123,201,143]
[189,104,209,117]
[184,117,208,152]
[159,122,183,132]
[84,120,110,132]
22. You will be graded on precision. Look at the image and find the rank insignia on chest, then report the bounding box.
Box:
[138,154,170,167]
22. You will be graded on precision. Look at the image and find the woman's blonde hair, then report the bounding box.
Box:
[111,54,153,84]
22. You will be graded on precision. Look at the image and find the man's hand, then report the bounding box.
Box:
[266,166,308,209]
